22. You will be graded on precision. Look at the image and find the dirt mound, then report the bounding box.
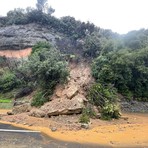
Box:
[30,62,94,117]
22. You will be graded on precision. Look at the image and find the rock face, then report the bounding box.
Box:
[30,62,94,117]
[0,23,78,55]
[0,24,60,50]
[121,101,148,113]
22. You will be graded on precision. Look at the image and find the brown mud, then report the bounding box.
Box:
[0,110,148,147]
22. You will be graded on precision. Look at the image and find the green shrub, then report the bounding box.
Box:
[123,91,133,101]
[83,106,96,118]
[0,72,20,92]
[31,91,48,107]
[6,8,27,25]
[88,83,118,107]
[31,41,51,54]
[0,56,7,67]
[88,83,120,120]
[83,33,102,58]
[101,103,121,120]
[79,107,96,123]
[79,112,90,124]
[79,114,90,124]
[17,42,69,95]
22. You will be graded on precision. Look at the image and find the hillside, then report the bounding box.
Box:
[0,1,148,123]
[0,1,148,147]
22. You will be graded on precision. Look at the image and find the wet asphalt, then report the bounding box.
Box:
[0,123,107,148]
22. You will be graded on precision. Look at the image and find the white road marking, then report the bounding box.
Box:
[0,129,40,133]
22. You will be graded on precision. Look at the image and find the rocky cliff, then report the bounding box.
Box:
[0,24,55,49]
[0,24,78,55]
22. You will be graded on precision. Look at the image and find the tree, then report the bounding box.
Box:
[36,0,47,12]
[0,71,20,93]
[124,29,148,50]
[83,33,103,57]
[36,0,55,15]
[92,48,148,100]
[47,6,55,15]
[6,8,27,25]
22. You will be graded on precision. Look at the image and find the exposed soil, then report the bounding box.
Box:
[0,48,32,58]
[0,110,148,147]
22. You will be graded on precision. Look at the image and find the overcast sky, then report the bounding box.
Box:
[0,0,147,34]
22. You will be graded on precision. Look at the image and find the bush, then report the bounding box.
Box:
[88,83,118,107]
[101,103,120,120]
[79,114,90,124]
[31,91,48,107]
[0,56,7,67]
[0,72,20,93]
[79,109,90,124]
[6,8,27,25]
[32,41,51,54]
[88,83,120,120]
[79,106,97,123]
[83,33,103,58]
[27,10,49,25]
[17,42,68,95]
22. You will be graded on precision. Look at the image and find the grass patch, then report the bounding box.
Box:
[0,94,12,109]
[79,114,90,124]
[0,103,13,109]
[0,99,12,103]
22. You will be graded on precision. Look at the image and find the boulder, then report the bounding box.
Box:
[29,108,46,118]
[55,85,64,98]
[74,94,88,102]
[12,103,31,114]
[66,85,78,99]
[7,111,14,115]
[50,127,57,132]
[81,123,89,129]
[38,94,86,117]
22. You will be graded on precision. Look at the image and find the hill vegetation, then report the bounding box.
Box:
[0,0,148,120]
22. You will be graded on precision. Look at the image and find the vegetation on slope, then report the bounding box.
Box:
[92,48,148,101]
[0,0,148,119]
[0,42,68,106]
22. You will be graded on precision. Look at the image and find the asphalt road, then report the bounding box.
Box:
[0,123,106,148]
